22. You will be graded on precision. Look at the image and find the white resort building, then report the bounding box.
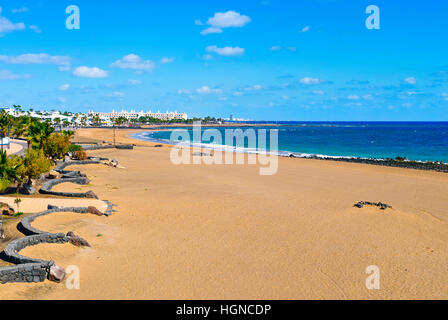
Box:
[88,110,188,121]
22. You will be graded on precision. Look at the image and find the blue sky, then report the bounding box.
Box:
[0,0,447,120]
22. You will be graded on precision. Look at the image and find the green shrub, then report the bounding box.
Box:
[44,133,71,161]
[68,144,82,153]
[12,149,51,186]
[0,178,11,192]
[72,150,88,160]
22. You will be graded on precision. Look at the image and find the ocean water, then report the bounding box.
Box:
[132,122,448,163]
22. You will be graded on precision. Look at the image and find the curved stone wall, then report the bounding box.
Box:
[0,262,50,283]
[39,177,90,198]
[19,207,89,236]
[0,205,108,283]
[39,160,103,198]
[0,158,118,284]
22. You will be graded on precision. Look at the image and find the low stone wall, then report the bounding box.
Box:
[20,207,89,235]
[3,233,70,265]
[39,160,104,198]
[54,160,102,174]
[0,205,108,284]
[0,158,119,284]
[39,177,90,198]
[81,144,134,151]
[0,262,50,284]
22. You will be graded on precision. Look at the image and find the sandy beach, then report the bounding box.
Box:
[0,127,447,299]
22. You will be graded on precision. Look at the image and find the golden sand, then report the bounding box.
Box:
[0,127,447,299]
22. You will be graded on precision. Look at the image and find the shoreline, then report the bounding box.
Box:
[128,129,448,174]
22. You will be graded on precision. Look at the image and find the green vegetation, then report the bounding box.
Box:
[0,106,88,194]
[11,149,52,189]
[14,198,21,212]
[44,133,71,161]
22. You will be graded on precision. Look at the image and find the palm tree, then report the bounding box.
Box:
[13,105,22,116]
[26,120,55,150]
[53,117,61,131]
[71,114,79,128]
[80,115,87,127]
[92,114,101,126]
[12,115,31,139]
[62,130,75,139]
[0,150,20,183]
[0,110,12,151]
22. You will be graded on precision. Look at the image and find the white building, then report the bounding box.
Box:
[2,108,72,122]
[88,110,188,121]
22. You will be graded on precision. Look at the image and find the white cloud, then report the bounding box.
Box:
[58,84,70,91]
[128,79,142,85]
[206,45,245,56]
[29,25,41,33]
[196,86,222,94]
[299,77,322,85]
[200,27,223,35]
[0,53,71,70]
[404,77,416,85]
[178,89,191,94]
[197,86,211,94]
[208,11,251,28]
[0,69,30,80]
[73,66,108,78]
[0,15,26,33]
[348,95,360,100]
[312,90,324,95]
[58,97,67,103]
[200,11,251,35]
[299,25,310,33]
[111,54,155,72]
[160,57,174,64]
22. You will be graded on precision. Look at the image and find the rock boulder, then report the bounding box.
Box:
[88,206,104,216]
[85,190,98,199]
[67,231,91,247]
[48,170,61,179]
[0,202,14,216]
[48,264,66,283]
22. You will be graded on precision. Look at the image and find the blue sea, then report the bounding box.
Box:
[132,122,448,163]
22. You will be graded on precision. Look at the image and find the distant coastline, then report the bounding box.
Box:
[130,122,448,173]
